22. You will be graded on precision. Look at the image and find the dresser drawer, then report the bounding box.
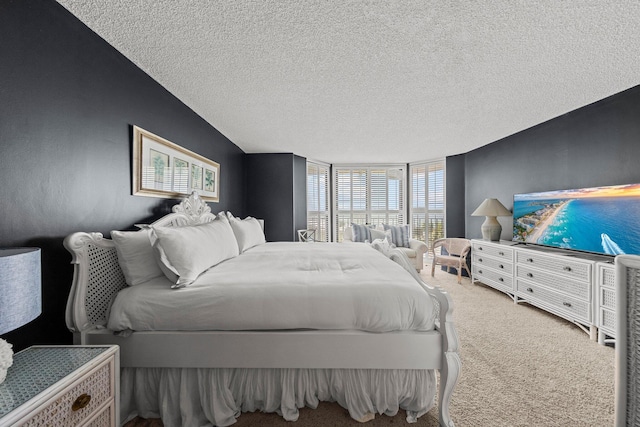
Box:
[599,264,615,289]
[516,264,590,300]
[473,254,513,274]
[600,286,615,311]
[516,280,590,322]
[472,242,513,261]
[515,250,591,282]
[473,264,513,289]
[21,358,113,427]
[599,308,616,334]
[85,402,114,427]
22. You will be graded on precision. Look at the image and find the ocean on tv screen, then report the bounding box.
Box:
[512,185,640,256]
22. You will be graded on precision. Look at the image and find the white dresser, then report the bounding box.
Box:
[0,346,119,427]
[472,239,615,342]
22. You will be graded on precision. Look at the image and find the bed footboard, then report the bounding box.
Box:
[373,242,460,427]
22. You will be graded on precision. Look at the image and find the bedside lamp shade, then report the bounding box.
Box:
[471,198,511,241]
[0,248,41,384]
[0,248,42,335]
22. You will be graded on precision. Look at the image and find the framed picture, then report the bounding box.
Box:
[132,126,220,202]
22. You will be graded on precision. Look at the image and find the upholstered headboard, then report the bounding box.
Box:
[64,191,217,339]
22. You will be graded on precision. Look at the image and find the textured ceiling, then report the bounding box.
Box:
[56,0,640,164]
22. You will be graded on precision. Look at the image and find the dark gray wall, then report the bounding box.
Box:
[463,85,640,240]
[445,154,466,238]
[245,153,307,241]
[0,0,245,350]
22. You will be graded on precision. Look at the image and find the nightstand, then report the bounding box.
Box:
[0,345,119,427]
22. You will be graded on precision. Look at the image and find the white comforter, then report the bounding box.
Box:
[107,242,436,333]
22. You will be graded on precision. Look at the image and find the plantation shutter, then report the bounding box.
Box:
[306,161,330,242]
[410,160,445,247]
[333,165,406,242]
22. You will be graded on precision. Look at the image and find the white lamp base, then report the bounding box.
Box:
[481,216,502,241]
[0,338,13,384]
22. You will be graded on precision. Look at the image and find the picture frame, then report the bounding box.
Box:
[132,126,220,202]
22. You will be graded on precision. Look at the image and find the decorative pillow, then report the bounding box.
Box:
[351,223,372,242]
[111,230,164,286]
[383,224,410,248]
[370,228,394,246]
[229,216,266,252]
[150,219,239,288]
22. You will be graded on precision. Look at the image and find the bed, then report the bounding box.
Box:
[64,192,460,427]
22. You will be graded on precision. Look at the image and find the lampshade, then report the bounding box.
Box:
[471,198,512,217]
[471,199,511,241]
[0,248,42,335]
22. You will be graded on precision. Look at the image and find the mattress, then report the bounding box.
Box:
[107,242,436,333]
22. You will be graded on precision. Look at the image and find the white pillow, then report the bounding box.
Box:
[229,216,266,252]
[370,228,394,246]
[150,219,239,288]
[383,224,410,248]
[111,230,163,286]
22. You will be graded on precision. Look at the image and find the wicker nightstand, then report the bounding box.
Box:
[0,345,119,427]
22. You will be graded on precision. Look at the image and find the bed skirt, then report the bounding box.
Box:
[120,367,437,426]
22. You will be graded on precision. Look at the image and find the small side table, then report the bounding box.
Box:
[0,345,119,427]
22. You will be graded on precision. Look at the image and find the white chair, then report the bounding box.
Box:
[430,238,471,284]
[343,226,427,272]
[615,255,640,426]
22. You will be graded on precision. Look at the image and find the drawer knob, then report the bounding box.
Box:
[499,251,505,256]
[478,269,483,274]
[526,258,534,263]
[72,393,92,411]
[499,264,504,269]
[478,258,483,262]
[563,266,572,272]
[498,277,504,282]
[526,287,533,293]
[478,247,483,251]
[563,302,572,308]
[526,272,533,278]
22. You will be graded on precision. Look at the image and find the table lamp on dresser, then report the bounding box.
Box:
[0,248,42,384]
[471,198,512,241]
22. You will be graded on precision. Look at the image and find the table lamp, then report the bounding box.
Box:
[0,248,42,384]
[471,198,512,241]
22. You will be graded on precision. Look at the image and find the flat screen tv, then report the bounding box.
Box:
[512,183,640,256]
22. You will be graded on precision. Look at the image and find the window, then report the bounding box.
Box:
[410,160,445,247]
[333,165,405,242]
[306,161,330,242]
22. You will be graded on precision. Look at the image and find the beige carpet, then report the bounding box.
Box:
[126,265,615,426]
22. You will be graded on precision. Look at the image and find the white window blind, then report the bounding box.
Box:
[410,160,445,247]
[333,165,405,242]
[306,161,330,242]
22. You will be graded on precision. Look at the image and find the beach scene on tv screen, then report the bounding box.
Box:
[513,183,640,256]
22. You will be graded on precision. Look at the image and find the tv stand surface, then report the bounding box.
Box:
[512,242,614,263]
[471,239,614,344]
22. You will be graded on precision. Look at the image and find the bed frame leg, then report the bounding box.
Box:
[439,351,461,427]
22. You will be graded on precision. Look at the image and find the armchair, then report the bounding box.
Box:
[430,238,471,284]
[343,226,427,272]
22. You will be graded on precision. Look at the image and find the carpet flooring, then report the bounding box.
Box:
[125,264,615,426]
